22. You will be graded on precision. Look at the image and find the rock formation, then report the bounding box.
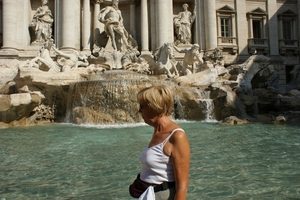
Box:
[0,46,300,127]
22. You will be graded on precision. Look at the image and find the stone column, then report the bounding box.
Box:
[268,0,284,93]
[82,0,91,51]
[22,0,31,48]
[93,0,103,47]
[204,0,217,50]
[55,0,62,48]
[1,0,19,52]
[235,0,249,57]
[61,0,81,50]
[130,1,136,39]
[194,0,205,49]
[141,0,149,53]
[155,0,173,48]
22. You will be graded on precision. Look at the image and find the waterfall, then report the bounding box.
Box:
[201,99,216,121]
[197,90,217,122]
[65,70,174,124]
[65,70,220,124]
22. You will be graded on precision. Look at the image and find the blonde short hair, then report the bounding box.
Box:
[137,85,174,116]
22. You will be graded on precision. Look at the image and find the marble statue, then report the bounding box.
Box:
[53,46,89,72]
[174,3,196,44]
[30,0,53,45]
[174,44,203,75]
[121,47,140,69]
[141,43,179,78]
[28,40,60,72]
[28,41,89,73]
[122,47,150,74]
[98,0,130,51]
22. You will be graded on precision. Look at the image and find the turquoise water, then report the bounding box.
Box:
[0,121,300,199]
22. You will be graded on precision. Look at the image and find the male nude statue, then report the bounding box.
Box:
[98,0,129,51]
[174,44,204,75]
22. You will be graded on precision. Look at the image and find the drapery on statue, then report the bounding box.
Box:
[174,44,204,75]
[174,3,196,44]
[98,0,130,51]
[30,0,53,44]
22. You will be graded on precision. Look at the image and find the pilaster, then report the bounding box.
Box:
[155,0,173,48]
[141,0,149,53]
[82,0,91,51]
[1,0,20,53]
[130,2,136,39]
[267,0,279,56]
[93,0,104,47]
[235,0,249,60]
[61,0,81,50]
[204,0,217,50]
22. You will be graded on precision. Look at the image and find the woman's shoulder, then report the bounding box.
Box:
[169,127,186,142]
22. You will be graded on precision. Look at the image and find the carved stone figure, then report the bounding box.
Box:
[174,3,196,44]
[140,43,179,78]
[30,0,53,45]
[28,40,60,73]
[52,46,89,72]
[98,0,130,52]
[121,47,150,74]
[28,41,89,73]
[121,47,140,69]
[174,44,203,75]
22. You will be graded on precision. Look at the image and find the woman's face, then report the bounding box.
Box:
[138,103,159,125]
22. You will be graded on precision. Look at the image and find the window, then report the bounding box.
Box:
[282,20,293,40]
[221,18,231,37]
[247,8,269,55]
[247,8,267,39]
[252,20,262,38]
[216,5,237,54]
[278,10,298,55]
[279,10,296,41]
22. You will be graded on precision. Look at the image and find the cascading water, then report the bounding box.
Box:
[65,70,176,124]
[201,99,215,121]
[65,70,219,124]
[196,90,217,121]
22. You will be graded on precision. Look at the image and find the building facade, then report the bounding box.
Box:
[0,0,299,92]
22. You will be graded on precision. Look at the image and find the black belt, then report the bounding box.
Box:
[154,181,176,193]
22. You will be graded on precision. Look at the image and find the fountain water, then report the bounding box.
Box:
[65,70,222,124]
[201,99,215,121]
[66,70,181,124]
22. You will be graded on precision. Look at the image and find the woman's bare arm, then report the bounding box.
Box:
[169,130,190,200]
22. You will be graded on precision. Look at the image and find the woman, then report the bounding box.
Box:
[131,85,190,199]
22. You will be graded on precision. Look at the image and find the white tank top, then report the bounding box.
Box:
[139,128,184,184]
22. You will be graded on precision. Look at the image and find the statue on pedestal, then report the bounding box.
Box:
[174,3,196,44]
[30,0,53,45]
[98,0,130,52]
